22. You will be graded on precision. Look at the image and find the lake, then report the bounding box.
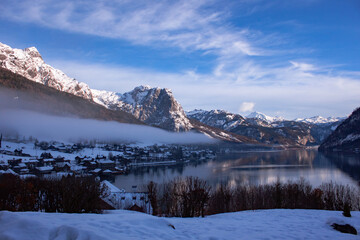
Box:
[113,149,360,191]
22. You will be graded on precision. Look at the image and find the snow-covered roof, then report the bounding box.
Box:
[102,180,125,193]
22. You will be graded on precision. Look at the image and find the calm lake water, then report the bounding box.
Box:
[113,149,360,191]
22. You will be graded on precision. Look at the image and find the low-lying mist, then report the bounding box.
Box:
[0,109,215,145]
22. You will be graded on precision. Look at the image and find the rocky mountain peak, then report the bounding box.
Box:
[186,109,247,132]
[24,47,42,59]
[246,111,285,123]
[91,86,192,132]
[0,42,93,100]
[122,86,192,132]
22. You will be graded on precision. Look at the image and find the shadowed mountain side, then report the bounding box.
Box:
[0,67,144,125]
[230,122,316,146]
[319,107,360,153]
[189,119,258,144]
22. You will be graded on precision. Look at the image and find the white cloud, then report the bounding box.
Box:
[49,59,360,119]
[1,0,261,58]
[290,61,316,72]
[239,102,255,113]
[2,0,360,119]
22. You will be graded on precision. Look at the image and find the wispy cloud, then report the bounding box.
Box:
[1,0,263,58]
[1,0,359,119]
[50,59,360,119]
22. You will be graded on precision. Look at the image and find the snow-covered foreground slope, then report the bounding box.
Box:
[0,210,359,240]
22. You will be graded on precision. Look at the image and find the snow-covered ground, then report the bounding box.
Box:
[0,209,358,240]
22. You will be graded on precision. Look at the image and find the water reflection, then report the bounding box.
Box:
[113,149,360,191]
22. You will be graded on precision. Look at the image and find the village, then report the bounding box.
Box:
[0,135,218,213]
[0,135,217,179]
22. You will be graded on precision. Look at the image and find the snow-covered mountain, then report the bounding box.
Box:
[186,109,247,131]
[0,42,93,100]
[0,42,191,132]
[0,42,347,144]
[295,116,345,125]
[187,109,344,146]
[246,112,285,123]
[92,86,192,132]
[246,112,344,125]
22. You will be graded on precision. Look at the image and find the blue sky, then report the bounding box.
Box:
[0,0,359,118]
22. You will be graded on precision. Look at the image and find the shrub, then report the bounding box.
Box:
[0,174,107,213]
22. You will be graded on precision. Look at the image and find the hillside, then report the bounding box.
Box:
[0,67,143,125]
[189,119,258,144]
[319,107,360,153]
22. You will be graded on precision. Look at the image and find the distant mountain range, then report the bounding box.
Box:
[0,42,350,147]
[186,109,342,146]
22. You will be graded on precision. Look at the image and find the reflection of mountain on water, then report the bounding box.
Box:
[214,150,318,171]
[114,149,360,191]
[321,152,360,184]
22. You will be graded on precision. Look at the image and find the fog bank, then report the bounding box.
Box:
[0,110,215,145]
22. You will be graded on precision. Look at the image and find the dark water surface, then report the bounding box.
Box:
[113,149,360,191]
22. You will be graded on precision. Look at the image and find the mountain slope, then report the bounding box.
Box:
[319,107,360,153]
[0,42,92,100]
[189,119,257,144]
[0,67,143,125]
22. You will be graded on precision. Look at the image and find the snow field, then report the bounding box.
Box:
[0,209,359,240]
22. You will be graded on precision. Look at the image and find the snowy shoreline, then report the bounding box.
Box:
[0,209,359,240]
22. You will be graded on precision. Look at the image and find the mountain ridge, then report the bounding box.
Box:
[0,42,191,132]
[187,109,343,146]
[0,42,347,146]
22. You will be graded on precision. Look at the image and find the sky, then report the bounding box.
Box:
[0,0,359,119]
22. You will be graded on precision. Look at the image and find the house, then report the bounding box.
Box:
[8,158,22,167]
[22,159,39,169]
[54,162,71,172]
[90,168,102,175]
[101,181,152,214]
[97,159,115,171]
[35,166,54,174]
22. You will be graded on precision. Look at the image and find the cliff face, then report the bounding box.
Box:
[92,86,192,132]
